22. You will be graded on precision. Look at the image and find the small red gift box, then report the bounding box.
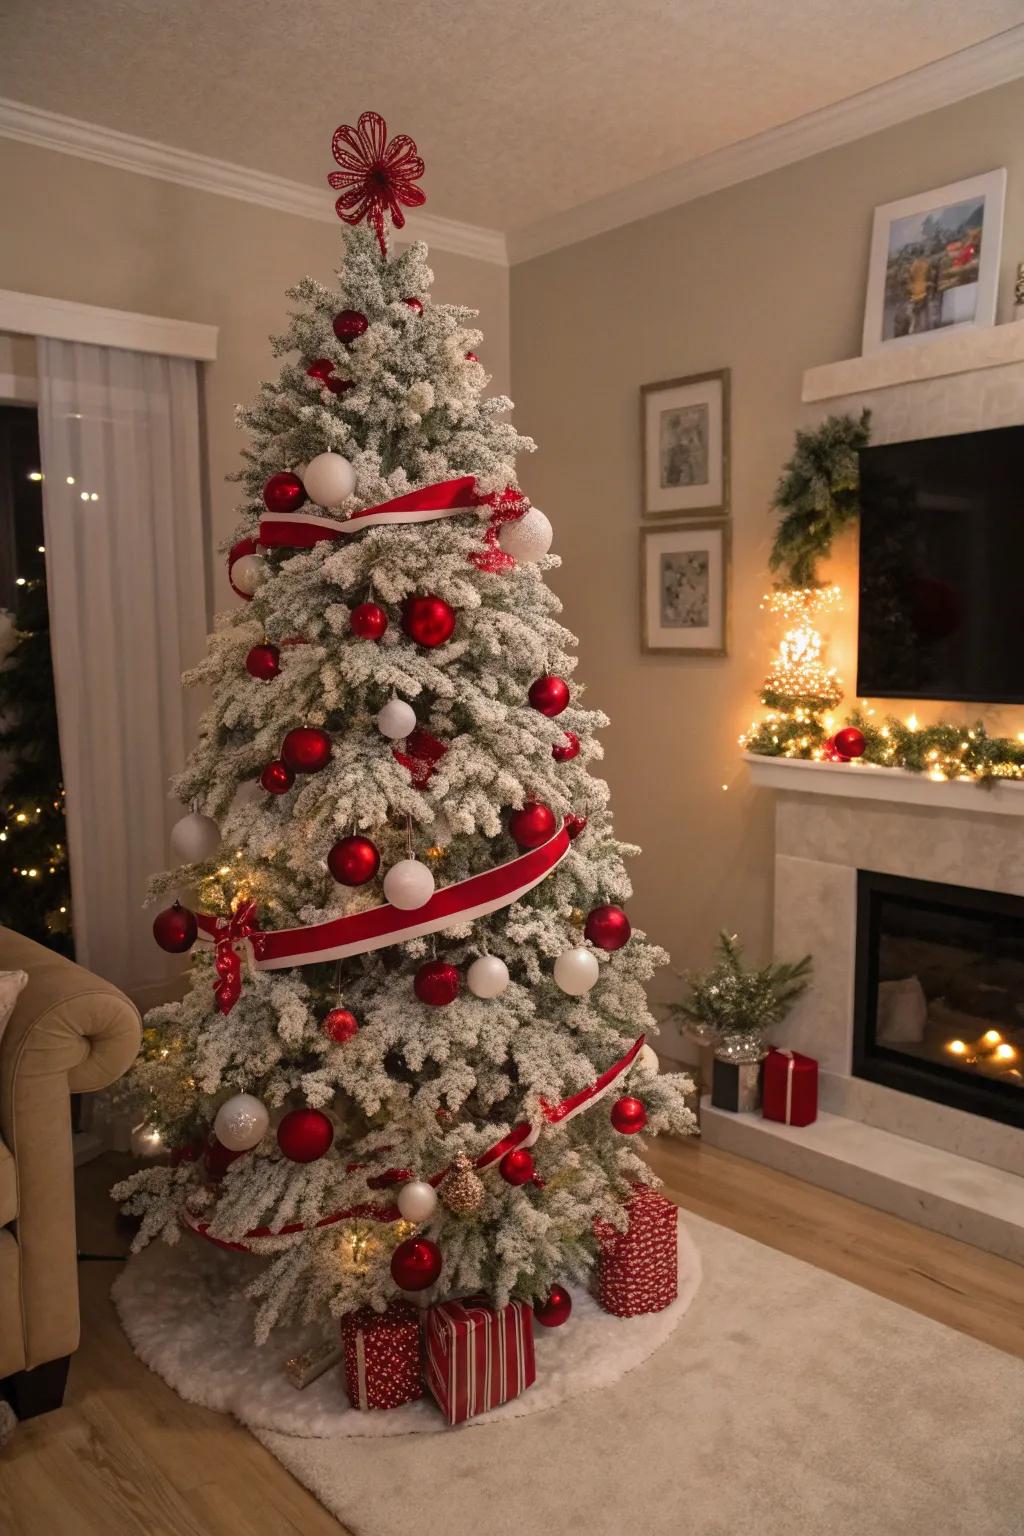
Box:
[593,1184,678,1318]
[341,1300,424,1411]
[762,1047,818,1126]
[425,1295,535,1425]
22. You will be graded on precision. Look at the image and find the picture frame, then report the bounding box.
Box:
[861,168,1006,355]
[640,520,728,656]
[640,368,729,518]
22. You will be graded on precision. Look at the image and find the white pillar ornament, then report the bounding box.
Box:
[553,946,599,996]
[383,858,436,910]
[301,452,356,507]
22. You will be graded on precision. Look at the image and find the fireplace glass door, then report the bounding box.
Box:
[853,870,1024,1127]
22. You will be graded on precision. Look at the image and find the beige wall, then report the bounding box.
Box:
[510,79,1024,1055]
[0,138,510,608]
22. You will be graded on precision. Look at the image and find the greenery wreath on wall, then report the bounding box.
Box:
[744,409,1024,783]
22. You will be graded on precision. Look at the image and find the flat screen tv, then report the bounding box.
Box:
[857,426,1024,704]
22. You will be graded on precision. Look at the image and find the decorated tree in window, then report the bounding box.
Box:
[115,114,695,1347]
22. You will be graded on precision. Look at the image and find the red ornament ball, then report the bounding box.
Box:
[327,834,380,886]
[833,726,866,760]
[245,643,280,680]
[204,1135,244,1182]
[528,675,570,717]
[584,904,632,952]
[281,727,332,774]
[508,801,556,850]
[414,960,460,1007]
[465,351,479,363]
[349,601,388,640]
[262,471,307,515]
[403,297,424,313]
[534,1285,572,1328]
[152,902,197,953]
[565,814,588,841]
[277,1108,334,1163]
[322,1007,359,1044]
[402,594,456,648]
[610,1095,647,1135]
[333,308,368,342]
[260,758,295,795]
[499,1147,535,1186]
[326,375,354,395]
[305,357,335,382]
[390,1236,443,1291]
[552,730,580,763]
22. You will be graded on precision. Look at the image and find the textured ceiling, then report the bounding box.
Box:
[2,0,1023,231]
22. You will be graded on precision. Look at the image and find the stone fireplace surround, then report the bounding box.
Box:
[700,327,1024,1263]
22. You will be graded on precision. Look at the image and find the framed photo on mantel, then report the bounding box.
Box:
[640,520,728,656]
[640,368,729,518]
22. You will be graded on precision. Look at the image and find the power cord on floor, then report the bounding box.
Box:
[77,1251,128,1262]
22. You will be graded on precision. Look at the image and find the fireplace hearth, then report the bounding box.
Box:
[854,871,1024,1128]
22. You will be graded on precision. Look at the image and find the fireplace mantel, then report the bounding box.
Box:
[744,751,1024,818]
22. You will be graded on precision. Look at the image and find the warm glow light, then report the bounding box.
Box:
[993,1043,1016,1062]
[906,714,919,731]
[28,471,43,482]
[946,1039,967,1056]
[981,1029,1002,1047]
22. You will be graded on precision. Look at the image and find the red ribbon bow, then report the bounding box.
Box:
[211,901,260,1014]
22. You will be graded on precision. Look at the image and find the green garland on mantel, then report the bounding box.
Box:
[747,411,1024,784]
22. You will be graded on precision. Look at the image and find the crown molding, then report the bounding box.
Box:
[507,26,1024,263]
[0,97,508,267]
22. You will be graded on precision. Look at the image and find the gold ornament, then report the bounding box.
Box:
[441,1153,485,1214]
[423,844,447,864]
[569,907,585,930]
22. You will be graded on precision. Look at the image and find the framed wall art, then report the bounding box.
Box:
[640,368,729,518]
[640,520,728,656]
[861,168,1006,354]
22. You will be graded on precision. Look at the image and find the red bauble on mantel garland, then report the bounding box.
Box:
[262,471,307,514]
[499,1147,535,1186]
[322,1007,360,1043]
[245,643,281,680]
[534,1285,573,1328]
[414,960,460,1007]
[610,1096,647,1135]
[508,801,556,850]
[281,727,332,774]
[833,726,866,760]
[261,758,295,795]
[584,904,632,952]
[152,902,198,953]
[552,730,580,763]
[529,675,569,717]
[349,601,388,640]
[327,834,380,886]
[402,594,456,648]
[390,1235,442,1291]
[332,308,368,342]
[277,1108,334,1163]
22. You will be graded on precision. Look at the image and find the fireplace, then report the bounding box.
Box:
[854,870,1024,1128]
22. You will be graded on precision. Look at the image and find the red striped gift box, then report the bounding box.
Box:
[425,1295,536,1425]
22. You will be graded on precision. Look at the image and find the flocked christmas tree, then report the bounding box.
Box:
[115,113,695,1343]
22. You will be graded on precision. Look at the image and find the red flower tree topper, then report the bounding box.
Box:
[329,111,426,257]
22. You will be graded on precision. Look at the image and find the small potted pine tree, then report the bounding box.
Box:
[672,933,811,1112]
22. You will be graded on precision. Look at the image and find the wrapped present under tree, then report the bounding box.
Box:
[594,1183,678,1318]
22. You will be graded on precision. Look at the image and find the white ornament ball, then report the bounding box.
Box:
[383,858,436,910]
[639,1044,660,1077]
[553,946,600,996]
[301,451,356,508]
[397,1179,439,1223]
[467,955,510,999]
[376,697,417,740]
[498,506,553,564]
[232,552,267,596]
[213,1093,269,1151]
[170,811,222,863]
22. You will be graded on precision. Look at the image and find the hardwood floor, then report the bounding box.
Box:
[1,1138,1021,1535]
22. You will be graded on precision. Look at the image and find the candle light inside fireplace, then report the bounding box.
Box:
[946,1039,967,1056]
[981,1029,1003,1047]
[993,1042,1016,1063]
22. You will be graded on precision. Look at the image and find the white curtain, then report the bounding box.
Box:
[35,338,207,1003]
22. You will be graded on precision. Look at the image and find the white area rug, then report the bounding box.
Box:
[253,1214,1024,1536]
[112,1225,701,1438]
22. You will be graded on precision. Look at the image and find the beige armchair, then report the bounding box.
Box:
[0,929,141,1418]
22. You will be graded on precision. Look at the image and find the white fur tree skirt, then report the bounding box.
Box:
[111,1224,701,1438]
